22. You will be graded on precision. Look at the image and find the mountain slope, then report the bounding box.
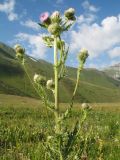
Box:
[103,63,120,80]
[0,42,120,103]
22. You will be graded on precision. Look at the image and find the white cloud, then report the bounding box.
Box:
[15,33,47,58]
[69,15,120,59]
[0,0,18,21]
[77,14,96,25]
[56,0,63,4]
[20,19,39,31]
[82,0,99,12]
[108,47,120,58]
[77,1,98,26]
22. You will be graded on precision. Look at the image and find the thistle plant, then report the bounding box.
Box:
[13,8,102,160]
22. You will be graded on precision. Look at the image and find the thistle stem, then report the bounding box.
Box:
[54,36,59,112]
[54,37,64,160]
[54,36,60,133]
[70,62,84,108]
[23,64,40,96]
[73,64,83,98]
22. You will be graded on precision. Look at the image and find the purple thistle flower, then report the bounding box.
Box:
[40,12,49,23]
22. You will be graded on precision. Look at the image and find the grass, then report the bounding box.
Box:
[0,94,120,160]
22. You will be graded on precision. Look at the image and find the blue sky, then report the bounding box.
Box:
[0,0,120,69]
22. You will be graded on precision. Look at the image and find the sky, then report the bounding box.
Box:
[0,0,120,69]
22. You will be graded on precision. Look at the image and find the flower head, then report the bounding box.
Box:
[34,74,39,82]
[14,44,21,50]
[14,44,25,54]
[40,12,49,23]
[64,8,76,20]
[78,48,89,63]
[81,103,92,110]
[48,23,61,36]
[67,8,75,14]
[47,136,53,141]
[34,73,46,86]
[46,79,55,90]
[14,44,25,62]
[51,11,61,23]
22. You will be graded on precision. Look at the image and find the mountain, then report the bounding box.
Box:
[103,63,120,81]
[0,42,120,103]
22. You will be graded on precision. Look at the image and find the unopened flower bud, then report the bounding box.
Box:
[46,79,55,90]
[81,103,92,110]
[14,44,21,50]
[64,8,76,20]
[14,44,25,61]
[47,136,53,141]
[34,73,46,86]
[67,8,75,14]
[51,11,61,23]
[78,48,89,63]
[81,152,88,160]
[14,44,25,54]
[48,23,61,36]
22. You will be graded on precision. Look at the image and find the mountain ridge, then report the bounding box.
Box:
[103,63,120,80]
[0,42,120,103]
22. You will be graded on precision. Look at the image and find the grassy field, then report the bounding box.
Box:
[0,94,120,160]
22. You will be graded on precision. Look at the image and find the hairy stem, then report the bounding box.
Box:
[54,37,59,112]
[23,63,55,113]
[23,64,40,96]
[62,62,84,120]
[70,62,84,108]
[54,36,60,133]
[54,36,63,160]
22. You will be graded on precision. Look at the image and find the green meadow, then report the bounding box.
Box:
[0,94,120,160]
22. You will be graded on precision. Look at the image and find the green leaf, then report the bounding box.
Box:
[38,23,47,28]
[42,36,54,48]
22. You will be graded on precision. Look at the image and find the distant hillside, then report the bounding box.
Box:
[0,42,120,103]
[103,63,120,81]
